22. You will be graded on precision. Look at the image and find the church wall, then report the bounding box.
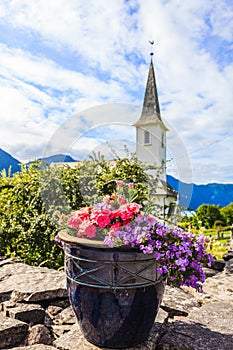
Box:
[136,125,166,181]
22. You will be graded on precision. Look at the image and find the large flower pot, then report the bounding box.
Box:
[58,231,165,349]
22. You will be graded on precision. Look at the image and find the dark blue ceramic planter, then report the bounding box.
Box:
[59,231,165,349]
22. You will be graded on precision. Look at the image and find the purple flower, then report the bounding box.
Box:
[154,252,161,260]
[157,267,163,274]
[155,240,162,250]
[140,244,153,254]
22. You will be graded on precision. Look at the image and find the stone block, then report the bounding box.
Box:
[224,258,233,274]
[223,251,233,261]
[0,313,28,349]
[27,324,54,346]
[161,285,200,317]
[211,259,225,271]
[51,324,73,339]
[8,345,57,350]
[0,262,67,303]
[52,306,76,325]
[7,303,45,324]
[159,301,233,350]
[158,320,233,350]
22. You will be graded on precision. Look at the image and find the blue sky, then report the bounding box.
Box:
[0,0,232,184]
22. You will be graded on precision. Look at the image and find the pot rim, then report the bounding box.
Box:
[58,231,139,251]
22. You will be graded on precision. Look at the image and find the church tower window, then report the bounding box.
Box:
[144,130,150,144]
[161,133,165,148]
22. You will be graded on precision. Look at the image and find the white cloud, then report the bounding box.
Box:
[0,0,232,184]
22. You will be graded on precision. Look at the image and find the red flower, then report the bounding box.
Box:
[110,222,121,231]
[96,214,111,228]
[76,207,91,221]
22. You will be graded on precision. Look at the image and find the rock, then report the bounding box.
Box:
[51,324,73,339]
[47,298,71,309]
[186,301,233,334]
[52,306,76,325]
[0,262,67,303]
[0,312,28,349]
[46,305,63,318]
[203,267,220,278]
[53,323,100,350]
[211,258,225,271]
[183,268,233,305]
[158,301,233,349]
[223,251,233,261]
[27,324,53,346]
[161,286,200,317]
[8,345,57,350]
[158,319,233,350]
[0,257,20,267]
[224,258,233,274]
[2,301,45,324]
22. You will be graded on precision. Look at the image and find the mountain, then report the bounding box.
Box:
[38,154,77,165]
[0,148,21,174]
[167,175,233,210]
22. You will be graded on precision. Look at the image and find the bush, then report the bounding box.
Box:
[0,163,63,268]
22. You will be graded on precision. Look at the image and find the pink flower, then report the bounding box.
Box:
[127,203,140,214]
[103,195,110,202]
[147,215,156,224]
[128,183,134,188]
[117,196,127,205]
[67,216,81,229]
[96,214,111,228]
[116,180,124,186]
[85,224,96,238]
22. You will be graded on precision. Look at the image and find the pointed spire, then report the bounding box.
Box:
[135,57,165,127]
[142,59,161,120]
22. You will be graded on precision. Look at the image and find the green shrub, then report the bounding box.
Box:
[0,163,63,268]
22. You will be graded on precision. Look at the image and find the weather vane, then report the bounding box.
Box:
[149,40,154,57]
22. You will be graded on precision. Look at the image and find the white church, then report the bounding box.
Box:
[133,57,177,219]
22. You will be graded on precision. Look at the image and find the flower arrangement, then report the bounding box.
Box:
[55,180,212,292]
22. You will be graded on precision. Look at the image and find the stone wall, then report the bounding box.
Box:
[0,257,233,350]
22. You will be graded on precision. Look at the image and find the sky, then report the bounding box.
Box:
[0,0,232,184]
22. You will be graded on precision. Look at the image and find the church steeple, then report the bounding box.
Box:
[134,48,168,182]
[143,59,161,119]
[135,58,166,128]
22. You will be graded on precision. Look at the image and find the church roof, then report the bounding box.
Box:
[134,59,167,129]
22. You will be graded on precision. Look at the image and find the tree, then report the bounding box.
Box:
[220,202,233,226]
[195,204,225,229]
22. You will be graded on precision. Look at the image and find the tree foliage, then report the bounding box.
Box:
[192,204,224,229]
[0,163,63,268]
[220,202,233,226]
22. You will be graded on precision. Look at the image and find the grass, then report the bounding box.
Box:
[202,230,230,260]
[206,238,228,260]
